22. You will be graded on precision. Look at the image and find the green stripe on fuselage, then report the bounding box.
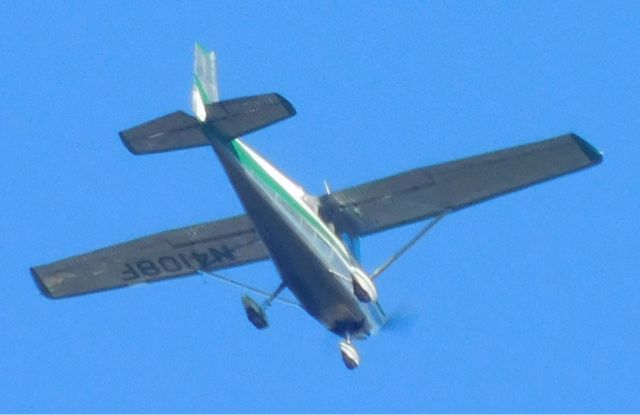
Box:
[226,139,351,262]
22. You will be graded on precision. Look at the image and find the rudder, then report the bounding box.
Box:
[192,43,219,121]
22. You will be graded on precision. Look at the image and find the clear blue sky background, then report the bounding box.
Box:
[1,1,638,413]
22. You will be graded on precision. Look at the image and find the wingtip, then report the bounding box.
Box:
[273,93,297,116]
[571,133,604,164]
[30,267,56,299]
[118,130,142,155]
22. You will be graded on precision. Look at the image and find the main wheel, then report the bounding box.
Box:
[241,295,268,329]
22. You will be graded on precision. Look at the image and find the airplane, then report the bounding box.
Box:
[31,44,603,369]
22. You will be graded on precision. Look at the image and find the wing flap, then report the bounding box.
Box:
[32,215,269,298]
[320,134,603,236]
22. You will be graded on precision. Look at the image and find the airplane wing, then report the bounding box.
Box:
[31,215,269,298]
[319,134,603,236]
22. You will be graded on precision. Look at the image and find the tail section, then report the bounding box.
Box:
[119,43,296,155]
[192,43,220,121]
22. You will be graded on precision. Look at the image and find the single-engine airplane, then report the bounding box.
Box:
[31,44,603,369]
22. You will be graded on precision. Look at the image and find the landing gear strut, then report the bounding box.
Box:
[241,282,286,330]
[339,334,360,370]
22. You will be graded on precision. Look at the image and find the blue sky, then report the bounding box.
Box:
[1,1,639,413]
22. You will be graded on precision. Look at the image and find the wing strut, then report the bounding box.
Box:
[197,270,300,308]
[371,210,449,280]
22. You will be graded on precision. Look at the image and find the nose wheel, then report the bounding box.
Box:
[339,334,360,370]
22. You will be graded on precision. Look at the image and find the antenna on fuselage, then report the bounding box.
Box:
[323,179,332,195]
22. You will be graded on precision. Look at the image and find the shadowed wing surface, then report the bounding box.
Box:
[32,215,269,298]
[320,134,603,236]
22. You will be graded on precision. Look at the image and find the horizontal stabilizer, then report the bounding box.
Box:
[120,111,208,155]
[202,93,296,140]
[120,93,295,155]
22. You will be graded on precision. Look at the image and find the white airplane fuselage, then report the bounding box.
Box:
[206,128,386,339]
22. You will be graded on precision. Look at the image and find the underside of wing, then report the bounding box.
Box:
[31,215,269,298]
[320,134,603,236]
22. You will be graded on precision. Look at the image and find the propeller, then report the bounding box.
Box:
[381,308,419,334]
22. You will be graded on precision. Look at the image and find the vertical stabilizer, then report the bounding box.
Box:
[192,43,219,121]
